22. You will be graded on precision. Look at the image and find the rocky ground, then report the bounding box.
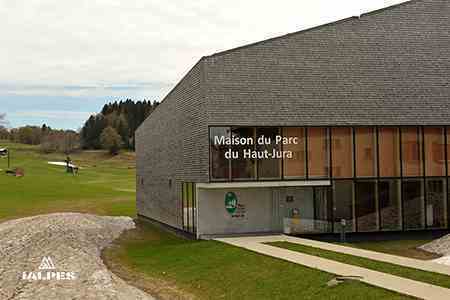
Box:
[0,213,154,300]
[420,234,450,266]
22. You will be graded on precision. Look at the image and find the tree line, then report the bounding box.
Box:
[0,123,80,154]
[80,99,158,153]
[0,99,158,154]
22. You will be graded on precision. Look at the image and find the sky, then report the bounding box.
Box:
[0,0,408,130]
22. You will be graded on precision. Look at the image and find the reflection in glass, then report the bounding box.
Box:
[314,187,333,233]
[308,127,329,178]
[257,127,281,179]
[403,179,425,230]
[209,127,230,180]
[331,128,353,178]
[378,180,401,231]
[426,179,446,228]
[333,180,354,232]
[401,127,423,177]
[355,127,377,177]
[424,127,445,176]
[355,181,378,232]
[379,127,400,177]
[231,127,256,180]
[283,127,306,178]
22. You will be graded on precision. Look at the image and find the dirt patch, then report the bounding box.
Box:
[0,213,153,300]
[102,226,194,300]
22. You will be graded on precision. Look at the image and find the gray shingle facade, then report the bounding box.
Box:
[136,0,450,230]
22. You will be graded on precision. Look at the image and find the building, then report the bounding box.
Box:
[136,0,450,239]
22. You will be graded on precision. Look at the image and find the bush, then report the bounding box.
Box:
[100,126,122,155]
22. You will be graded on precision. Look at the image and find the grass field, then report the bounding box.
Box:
[103,221,413,300]
[337,240,440,260]
[0,141,136,221]
[268,241,450,289]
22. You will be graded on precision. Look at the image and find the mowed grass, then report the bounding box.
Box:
[0,141,136,221]
[268,241,450,289]
[103,221,414,300]
[337,240,440,260]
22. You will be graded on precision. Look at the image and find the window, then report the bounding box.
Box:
[378,179,401,231]
[331,128,353,178]
[424,127,445,176]
[378,127,400,177]
[401,127,423,177]
[426,178,447,228]
[257,127,281,179]
[182,182,196,234]
[314,187,333,233]
[283,127,306,178]
[308,127,329,178]
[403,179,425,230]
[333,180,354,232]
[355,127,377,177]
[209,127,230,180]
[231,127,256,180]
[355,181,378,232]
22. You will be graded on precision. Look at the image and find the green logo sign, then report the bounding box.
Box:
[225,192,238,214]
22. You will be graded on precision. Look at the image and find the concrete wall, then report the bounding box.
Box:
[197,188,275,238]
[197,186,315,238]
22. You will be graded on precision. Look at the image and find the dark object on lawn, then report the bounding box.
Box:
[64,156,78,175]
[5,168,24,177]
[327,276,363,287]
[0,148,7,156]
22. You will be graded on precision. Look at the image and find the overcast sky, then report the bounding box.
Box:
[0,0,407,129]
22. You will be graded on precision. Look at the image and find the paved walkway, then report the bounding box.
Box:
[216,235,450,300]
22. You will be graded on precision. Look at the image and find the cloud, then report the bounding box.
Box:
[0,0,409,129]
[0,82,172,97]
[9,110,95,120]
[0,0,408,89]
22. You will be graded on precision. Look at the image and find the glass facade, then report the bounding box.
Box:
[208,126,450,233]
[307,127,329,178]
[257,127,282,179]
[283,127,306,178]
[182,182,196,234]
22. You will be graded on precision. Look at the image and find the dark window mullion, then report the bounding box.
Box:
[399,127,404,231]
[305,127,309,180]
[421,126,427,229]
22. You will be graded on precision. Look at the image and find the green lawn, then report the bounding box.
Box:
[0,141,136,221]
[337,240,440,260]
[103,221,414,300]
[268,241,450,289]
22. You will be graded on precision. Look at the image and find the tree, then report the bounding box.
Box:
[100,126,122,155]
[0,126,9,140]
[80,100,158,150]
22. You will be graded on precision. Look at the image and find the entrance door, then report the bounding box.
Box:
[272,187,314,233]
[272,186,332,234]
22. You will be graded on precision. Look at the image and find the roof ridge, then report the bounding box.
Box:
[206,0,421,59]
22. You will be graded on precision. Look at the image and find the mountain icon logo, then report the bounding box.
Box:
[38,256,56,270]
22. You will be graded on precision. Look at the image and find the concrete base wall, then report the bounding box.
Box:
[197,186,316,238]
[197,188,275,238]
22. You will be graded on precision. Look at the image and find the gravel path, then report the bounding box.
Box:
[0,213,154,300]
[420,234,450,266]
